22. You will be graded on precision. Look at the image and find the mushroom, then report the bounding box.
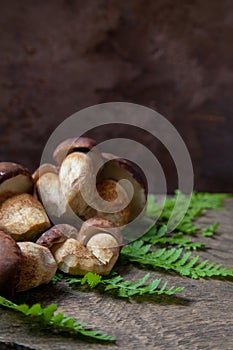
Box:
[41,219,123,275]
[0,231,57,294]
[16,241,57,291]
[53,137,103,176]
[59,152,96,217]
[77,218,122,268]
[0,193,50,241]
[0,162,34,202]
[98,153,148,222]
[0,230,22,298]
[51,238,105,275]
[89,179,131,227]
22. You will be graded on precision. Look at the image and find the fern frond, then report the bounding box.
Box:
[121,244,233,279]
[0,296,115,342]
[64,272,184,297]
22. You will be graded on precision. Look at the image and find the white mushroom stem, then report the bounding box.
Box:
[17,242,57,291]
[59,152,96,216]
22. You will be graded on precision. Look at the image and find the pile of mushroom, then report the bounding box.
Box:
[0,137,147,297]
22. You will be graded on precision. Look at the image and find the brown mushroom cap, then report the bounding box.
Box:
[53,137,97,166]
[0,231,22,298]
[0,162,33,199]
[0,193,50,241]
[99,154,147,221]
[36,226,68,249]
[77,217,123,246]
[36,224,79,248]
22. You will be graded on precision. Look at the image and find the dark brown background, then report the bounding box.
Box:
[0,0,232,192]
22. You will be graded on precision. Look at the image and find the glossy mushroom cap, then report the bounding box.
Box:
[0,231,22,298]
[0,162,33,200]
[53,137,97,166]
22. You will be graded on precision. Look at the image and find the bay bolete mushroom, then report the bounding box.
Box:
[0,231,57,294]
[0,231,22,298]
[0,162,33,201]
[98,153,148,222]
[0,193,50,241]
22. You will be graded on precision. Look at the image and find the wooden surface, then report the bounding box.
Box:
[0,198,233,350]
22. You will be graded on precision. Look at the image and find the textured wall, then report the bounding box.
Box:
[0,0,232,192]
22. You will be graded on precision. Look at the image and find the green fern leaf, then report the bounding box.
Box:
[81,272,102,288]
[0,295,115,342]
[121,246,233,279]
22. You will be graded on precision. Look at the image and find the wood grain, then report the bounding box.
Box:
[0,199,233,350]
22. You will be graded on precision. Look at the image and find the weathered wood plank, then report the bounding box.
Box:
[0,199,233,350]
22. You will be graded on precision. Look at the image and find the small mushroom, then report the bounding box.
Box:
[16,242,57,292]
[0,231,22,298]
[77,218,123,274]
[98,153,147,221]
[92,179,131,227]
[0,162,33,201]
[0,193,50,241]
[48,218,122,275]
[78,217,123,246]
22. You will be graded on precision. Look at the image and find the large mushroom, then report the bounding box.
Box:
[0,230,57,295]
[0,231,22,297]
[58,137,104,218]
